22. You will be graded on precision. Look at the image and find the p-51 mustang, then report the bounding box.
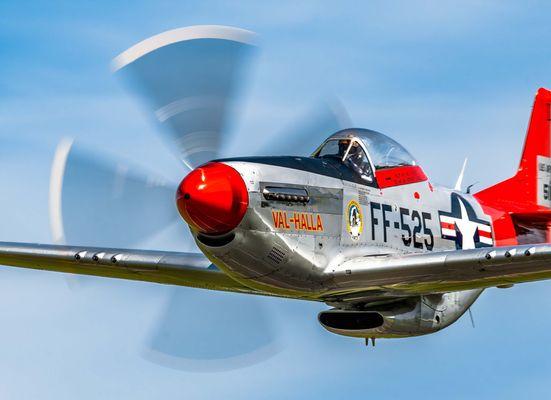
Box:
[3,26,551,345]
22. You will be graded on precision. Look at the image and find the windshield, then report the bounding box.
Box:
[314,139,350,159]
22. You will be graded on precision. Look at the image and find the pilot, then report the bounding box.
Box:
[338,139,350,158]
[346,142,363,168]
[346,142,373,182]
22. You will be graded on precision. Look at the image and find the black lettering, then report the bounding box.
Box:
[411,210,423,249]
[422,212,434,251]
[370,202,381,241]
[399,207,412,246]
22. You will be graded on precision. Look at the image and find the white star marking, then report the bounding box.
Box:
[454,198,479,250]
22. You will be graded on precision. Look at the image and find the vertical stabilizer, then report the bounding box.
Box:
[475,88,551,245]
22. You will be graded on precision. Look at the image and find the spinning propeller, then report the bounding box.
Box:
[48,25,349,371]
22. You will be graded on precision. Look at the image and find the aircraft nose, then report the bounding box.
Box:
[176,162,249,235]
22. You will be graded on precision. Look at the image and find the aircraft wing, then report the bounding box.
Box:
[325,243,551,301]
[0,242,272,296]
[3,241,551,301]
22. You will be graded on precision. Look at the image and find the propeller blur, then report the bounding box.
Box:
[40,25,349,371]
[112,25,257,169]
[3,25,550,361]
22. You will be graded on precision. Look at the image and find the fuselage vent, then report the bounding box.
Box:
[267,246,287,265]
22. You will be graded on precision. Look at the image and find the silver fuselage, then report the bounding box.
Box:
[191,158,493,303]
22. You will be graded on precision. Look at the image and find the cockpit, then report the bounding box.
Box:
[313,128,425,188]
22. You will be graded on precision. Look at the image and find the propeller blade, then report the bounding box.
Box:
[255,98,351,156]
[144,287,280,372]
[50,139,281,369]
[49,138,180,247]
[112,25,257,169]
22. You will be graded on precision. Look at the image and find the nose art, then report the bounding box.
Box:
[176,162,249,235]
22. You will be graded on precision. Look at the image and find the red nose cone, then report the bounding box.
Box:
[176,162,249,235]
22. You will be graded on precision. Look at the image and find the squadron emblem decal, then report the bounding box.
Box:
[439,193,493,249]
[346,200,363,240]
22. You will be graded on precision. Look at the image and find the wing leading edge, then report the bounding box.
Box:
[326,243,551,300]
[2,241,551,301]
[0,242,270,296]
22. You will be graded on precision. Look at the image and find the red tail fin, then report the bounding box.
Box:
[475,88,551,245]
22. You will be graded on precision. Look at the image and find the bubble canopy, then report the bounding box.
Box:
[313,128,417,170]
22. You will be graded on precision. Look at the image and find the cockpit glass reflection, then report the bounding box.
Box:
[354,130,417,170]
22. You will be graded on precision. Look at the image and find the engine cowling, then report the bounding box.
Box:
[319,290,482,339]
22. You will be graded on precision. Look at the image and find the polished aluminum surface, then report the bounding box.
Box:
[0,241,273,295]
[318,289,482,338]
[5,129,551,341]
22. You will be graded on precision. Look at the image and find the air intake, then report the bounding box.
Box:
[318,311,384,330]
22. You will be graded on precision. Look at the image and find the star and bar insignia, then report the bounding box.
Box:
[439,193,493,250]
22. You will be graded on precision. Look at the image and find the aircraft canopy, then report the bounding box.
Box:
[314,128,417,170]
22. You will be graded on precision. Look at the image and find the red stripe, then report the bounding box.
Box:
[440,222,455,230]
[478,229,492,238]
[376,166,428,189]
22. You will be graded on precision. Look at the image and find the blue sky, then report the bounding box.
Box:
[0,1,551,399]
